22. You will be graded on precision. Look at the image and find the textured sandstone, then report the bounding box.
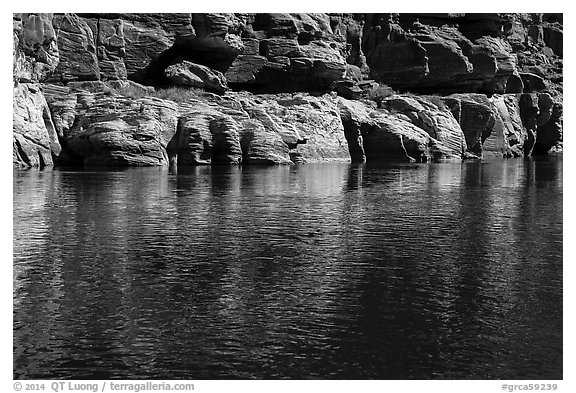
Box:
[443,94,496,155]
[12,13,563,167]
[44,87,179,165]
[50,14,100,82]
[13,84,61,167]
[13,14,60,83]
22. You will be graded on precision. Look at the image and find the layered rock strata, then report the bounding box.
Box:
[13,13,562,167]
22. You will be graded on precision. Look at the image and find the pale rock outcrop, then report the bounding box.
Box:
[165,92,348,165]
[169,96,287,165]
[42,84,76,143]
[486,94,527,157]
[44,87,179,165]
[382,95,467,158]
[169,101,243,165]
[482,98,510,158]
[246,93,350,162]
[238,119,292,165]
[13,83,61,167]
[363,113,432,162]
[339,95,466,162]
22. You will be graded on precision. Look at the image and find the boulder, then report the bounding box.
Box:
[520,72,547,92]
[168,101,244,165]
[121,19,175,80]
[414,30,474,85]
[409,96,467,158]
[225,55,271,85]
[169,108,216,165]
[164,61,228,93]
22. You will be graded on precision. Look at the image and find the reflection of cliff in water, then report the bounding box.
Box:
[13,160,562,379]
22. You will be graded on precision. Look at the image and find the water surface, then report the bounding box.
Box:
[13,158,563,379]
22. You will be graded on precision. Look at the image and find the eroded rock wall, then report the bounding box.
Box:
[12,13,563,167]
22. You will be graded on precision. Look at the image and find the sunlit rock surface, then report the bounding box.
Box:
[13,13,563,167]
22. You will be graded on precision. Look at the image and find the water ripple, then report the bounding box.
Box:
[13,159,563,379]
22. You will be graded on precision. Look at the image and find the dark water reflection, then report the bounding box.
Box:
[13,158,562,379]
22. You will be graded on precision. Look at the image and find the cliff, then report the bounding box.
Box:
[13,13,563,167]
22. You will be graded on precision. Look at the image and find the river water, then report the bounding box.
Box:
[13,157,563,379]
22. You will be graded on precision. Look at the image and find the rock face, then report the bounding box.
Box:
[222,14,348,92]
[44,87,179,165]
[49,14,100,82]
[338,95,466,163]
[486,94,526,157]
[13,84,61,167]
[40,83,349,166]
[443,94,496,155]
[381,95,466,159]
[13,14,59,83]
[167,92,349,165]
[12,13,563,167]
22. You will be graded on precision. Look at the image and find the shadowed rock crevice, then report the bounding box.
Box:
[134,40,241,88]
